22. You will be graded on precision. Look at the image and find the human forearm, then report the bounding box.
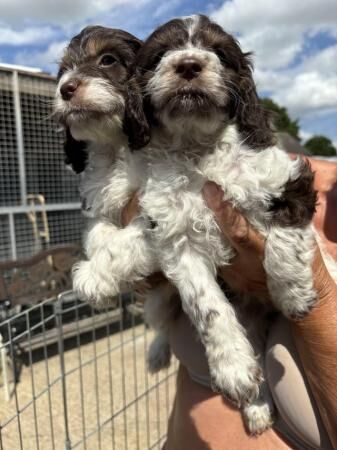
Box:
[291,250,337,448]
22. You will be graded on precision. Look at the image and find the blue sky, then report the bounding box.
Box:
[0,0,336,148]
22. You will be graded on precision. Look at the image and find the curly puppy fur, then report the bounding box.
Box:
[122,15,325,434]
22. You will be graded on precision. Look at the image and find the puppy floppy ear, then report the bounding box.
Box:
[63,128,88,173]
[230,53,275,150]
[123,70,151,151]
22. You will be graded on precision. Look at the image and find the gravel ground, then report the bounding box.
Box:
[0,324,177,450]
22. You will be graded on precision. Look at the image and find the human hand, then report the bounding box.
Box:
[310,158,337,260]
[121,192,140,227]
[122,193,166,294]
[203,165,336,301]
[203,181,269,296]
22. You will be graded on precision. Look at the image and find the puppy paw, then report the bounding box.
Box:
[243,401,274,435]
[242,402,274,435]
[72,260,119,307]
[210,359,263,408]
[147,336,171,374]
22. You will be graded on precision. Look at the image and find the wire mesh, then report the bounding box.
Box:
[19,74,79,205]
[0,294,177,450]
[0,67,81,262]
[13,210,84,259]
[0,71,20,207]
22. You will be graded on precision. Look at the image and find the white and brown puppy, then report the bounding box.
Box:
[124,15,323,433]
[54,26,153,304]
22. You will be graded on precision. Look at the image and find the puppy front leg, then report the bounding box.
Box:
[163,246,263,407]
[73,218,155,306]
[264,226,317,319]
[238,305,274,434]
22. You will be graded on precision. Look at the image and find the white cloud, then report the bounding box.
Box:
[0,25,56,45]
[0,0,142,27]
[299,129,313,143]
[13,40,68,73]
[211,0,337,120]
[153,0,181,19]
[275,72,337,116]
[301,44,337,75]
[0,0,156,59]
[212,0,337,68]
[239,25,304,70]
[257,45,337,116]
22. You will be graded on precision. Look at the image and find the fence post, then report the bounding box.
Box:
[55,296,72,450]
[12,70,27,206]
[0,333,10,401]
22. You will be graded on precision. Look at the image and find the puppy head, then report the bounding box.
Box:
[54,26,146,169]
[129,15,274,148]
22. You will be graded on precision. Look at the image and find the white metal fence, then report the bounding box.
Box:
[0,293,177,450]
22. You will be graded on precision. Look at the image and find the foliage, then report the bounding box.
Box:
[304,135,337,157]
[261,98,300,140]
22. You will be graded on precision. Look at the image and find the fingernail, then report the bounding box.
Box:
[203,182,222,211]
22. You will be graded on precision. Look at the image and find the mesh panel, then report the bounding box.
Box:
[19,75,79,204]
[0,215,11,260]
[14,210,83,259]
[47,210,84,247]
[0,68,82,262]
[0,71,20,207]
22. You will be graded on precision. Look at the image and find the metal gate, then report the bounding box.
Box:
[0,292,177,450]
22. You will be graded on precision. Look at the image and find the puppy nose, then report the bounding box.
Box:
[60,80,80,100]
[176,58,202,80]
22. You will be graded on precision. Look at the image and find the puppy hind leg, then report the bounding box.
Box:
[145,283,178,373]
[147,331,172,373]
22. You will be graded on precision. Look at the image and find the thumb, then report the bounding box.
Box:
[203,181,265,254]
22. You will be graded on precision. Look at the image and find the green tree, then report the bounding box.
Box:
[304,135,337,157]
[261,98,300,140]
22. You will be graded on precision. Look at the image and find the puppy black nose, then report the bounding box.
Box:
[60,80,80,100]
[176,59,202,81]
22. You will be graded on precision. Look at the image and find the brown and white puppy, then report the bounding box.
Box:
[123,15,321,434]
[127,15,274,152]
[53,26,153,304]
[54,26,148,167]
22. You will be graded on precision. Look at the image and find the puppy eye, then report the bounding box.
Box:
[215,48,229,66]
[57,65,68,80]
[99,54,118,67]
[153,50,166,65]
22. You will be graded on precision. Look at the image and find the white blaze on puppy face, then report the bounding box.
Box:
[135,15,251,137]
[186,14,200,38]
[138,14,248,130]
[147,47,227,110]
